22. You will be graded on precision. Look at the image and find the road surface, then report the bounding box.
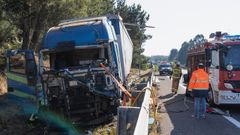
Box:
[155,74,240,135]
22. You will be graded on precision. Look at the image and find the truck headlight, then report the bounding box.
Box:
[224,83,233,89]
[226,64,233,71]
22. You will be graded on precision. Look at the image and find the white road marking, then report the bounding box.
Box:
[180,82,240,129]
[223,116,240,128]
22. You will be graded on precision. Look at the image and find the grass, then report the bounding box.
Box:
[93,120,117,135]
[148,86,161,135]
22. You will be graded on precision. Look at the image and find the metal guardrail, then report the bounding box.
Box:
[117,69,154,135]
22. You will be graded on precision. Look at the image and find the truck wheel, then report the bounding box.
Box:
[207,89,215,106]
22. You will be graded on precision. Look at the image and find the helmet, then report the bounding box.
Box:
[175,61,180,65]
[176,62,180,67]
[198,63,204,68]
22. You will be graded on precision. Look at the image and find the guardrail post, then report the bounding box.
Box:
[117,106,140,135]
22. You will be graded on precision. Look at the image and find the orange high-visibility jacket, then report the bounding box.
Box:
[188,69,209,91]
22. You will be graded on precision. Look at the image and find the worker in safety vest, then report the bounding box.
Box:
[171,62,182,94]
[188,63,209,119]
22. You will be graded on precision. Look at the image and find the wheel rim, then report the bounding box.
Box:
[207,90,213,103]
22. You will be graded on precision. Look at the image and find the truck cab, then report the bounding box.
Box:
[38,15,133,126]
[185,32,240,105]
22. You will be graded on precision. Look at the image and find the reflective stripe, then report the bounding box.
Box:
[195,80,208,83]
[191,80,208,83]
[173,68,181,78]
[190,80,196,83]
[193,88,209,90]
[6,72,28,85]
[9,89,36,101]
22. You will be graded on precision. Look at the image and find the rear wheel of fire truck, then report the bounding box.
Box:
[207,87,215,106]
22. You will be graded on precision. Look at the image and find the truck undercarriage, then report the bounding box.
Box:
[40,47,121,126]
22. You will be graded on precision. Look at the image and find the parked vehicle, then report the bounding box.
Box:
[184,32,240,105]
[159,63,172,76]
[5,14,133,126]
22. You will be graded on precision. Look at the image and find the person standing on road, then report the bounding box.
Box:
[171,63,182,94]
[188,63,209,119]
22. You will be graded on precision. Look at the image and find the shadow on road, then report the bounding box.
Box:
[158,92,240,135]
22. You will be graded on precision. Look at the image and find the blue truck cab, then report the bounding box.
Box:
[39,14,133,126]
[5,14,133,126]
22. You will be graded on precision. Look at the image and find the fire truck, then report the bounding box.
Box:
[185,32,240,105]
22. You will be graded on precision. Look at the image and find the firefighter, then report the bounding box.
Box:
[188,63,209,119]
[171,62,182,94]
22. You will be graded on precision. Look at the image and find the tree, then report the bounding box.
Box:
[1,0,115,50]
[168,49,178,62]
[1,0,151,69]
[114,0,151,68]
[150,55,168,63]
[176,34,207,65]
[0,0,21,50]
[176,42,189,65]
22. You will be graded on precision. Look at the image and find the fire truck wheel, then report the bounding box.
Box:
[207,89,215,106]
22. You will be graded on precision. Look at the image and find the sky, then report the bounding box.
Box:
[125,0,240,56]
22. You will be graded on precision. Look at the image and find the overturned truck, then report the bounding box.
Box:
[6,15,133,126]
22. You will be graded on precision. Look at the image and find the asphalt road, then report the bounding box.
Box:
[155,74,240,135]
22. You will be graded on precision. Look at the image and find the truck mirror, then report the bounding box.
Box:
[25,51,37,86]
[26,60,37,86]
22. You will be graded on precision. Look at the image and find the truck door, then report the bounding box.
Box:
[209,50,220,91]
[6,50,38,100]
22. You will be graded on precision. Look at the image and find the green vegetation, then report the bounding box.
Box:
[153,64,158,72]
[167,34,207,66]
[176,34,206,65]
[150,55,168,63]
[168,49,178,62]
[0,0,150,68]
[115,0,151,68]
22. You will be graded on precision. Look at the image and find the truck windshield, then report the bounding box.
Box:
[50,48,109,70]
[222,45,240,70]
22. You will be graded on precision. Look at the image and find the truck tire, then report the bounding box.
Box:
[207,88,215,106]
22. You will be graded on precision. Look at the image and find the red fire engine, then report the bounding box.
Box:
[185,32,240,105]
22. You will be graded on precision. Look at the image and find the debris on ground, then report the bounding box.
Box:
[0,98,32,135]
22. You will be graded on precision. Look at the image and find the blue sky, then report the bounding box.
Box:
[126,0,240,56]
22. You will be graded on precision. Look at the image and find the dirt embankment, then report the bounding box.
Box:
[0,97,31,135]
[0,72,7,95]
